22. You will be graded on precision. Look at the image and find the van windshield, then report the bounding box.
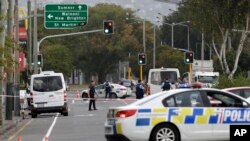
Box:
[151,71,178,85]
[33,76,63,92]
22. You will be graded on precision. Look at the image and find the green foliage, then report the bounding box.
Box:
[42,45,73,77]
[156,46,188,74]
[0,37,15,71]
[214,73,250,89]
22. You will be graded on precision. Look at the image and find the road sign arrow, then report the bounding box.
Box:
[78,5,82,10]
[47,14,54,19]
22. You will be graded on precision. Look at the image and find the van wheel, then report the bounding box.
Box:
[63,111,68,116]
[31,113,37,118]
[82,92,88,101]
[150,124,180,141]
[110,93,117,99]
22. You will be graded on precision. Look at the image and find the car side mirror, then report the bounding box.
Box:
[243,102,249,107]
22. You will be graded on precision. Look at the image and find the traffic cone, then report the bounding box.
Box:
[17,136,22,141]
[76,90,80,99]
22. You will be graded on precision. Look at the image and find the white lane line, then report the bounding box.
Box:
[42,113,59,141]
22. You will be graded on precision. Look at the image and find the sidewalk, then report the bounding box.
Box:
[0,115,24,140]
[0,85,86,139]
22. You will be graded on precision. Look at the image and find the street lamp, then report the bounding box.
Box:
[161,21,190,49]
[157,13,190,50]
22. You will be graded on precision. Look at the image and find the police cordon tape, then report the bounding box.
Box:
[0,94,139,101]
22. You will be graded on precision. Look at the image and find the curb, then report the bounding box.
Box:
[0,116,28,140]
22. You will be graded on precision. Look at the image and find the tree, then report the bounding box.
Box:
[183,0,250,79]
[42,45,73,77]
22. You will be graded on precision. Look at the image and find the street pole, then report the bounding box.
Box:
[0,0,8,124]
[33,0,38,74]
[201,30,205,71]
[143,19,146,53]
[153,24,156,68]
[187,26,190,50]
[28,0,32,75]
[14,0,20,116]
[171,24,174,48]
[37,29,103,52]
[140,65,142,81]
[6,0,14,121]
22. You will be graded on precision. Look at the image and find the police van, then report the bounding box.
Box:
[148,68,180,94]
[30,71,68,118]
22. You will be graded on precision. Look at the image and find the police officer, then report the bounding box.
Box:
[136,80,144,99]
[105,80,111,98]
[161,78,171,91]
[88,80,97,111]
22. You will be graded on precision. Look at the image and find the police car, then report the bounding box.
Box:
[105,88,250,141]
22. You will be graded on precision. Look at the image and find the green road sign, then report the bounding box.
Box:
[44,4,88,29]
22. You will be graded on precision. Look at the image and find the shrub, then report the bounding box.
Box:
[213,73,250,89]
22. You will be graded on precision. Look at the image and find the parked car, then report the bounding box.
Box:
[121,79,135,90]
[223,86,250,99]
[81,83,130,99]
[120,79,133,95]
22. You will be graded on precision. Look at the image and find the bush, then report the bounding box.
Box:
[213,73,250,89]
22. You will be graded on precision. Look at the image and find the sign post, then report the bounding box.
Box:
[44,4,88,29]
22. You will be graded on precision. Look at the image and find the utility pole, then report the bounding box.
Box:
[153,24,156,68]
[6,0,15,120]
[201,30,205,71]
[28,0,32,74]
[14,0,20,116]
[0,0,8,123]
[33,0,38,74]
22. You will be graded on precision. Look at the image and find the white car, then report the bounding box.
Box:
[105,88,250,141]
[81,83,130,99]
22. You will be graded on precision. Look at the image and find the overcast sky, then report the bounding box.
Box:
[19,0,178,24]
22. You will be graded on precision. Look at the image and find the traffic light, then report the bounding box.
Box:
[103,20,114,34]
[184,51,194,64]
[37,54,43,67]
[138,53,146,65]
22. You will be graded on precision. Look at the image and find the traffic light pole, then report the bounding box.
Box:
[189,64,192,84]
[140,65,143,81]
[34,29,103,74]
[37,29,103,52]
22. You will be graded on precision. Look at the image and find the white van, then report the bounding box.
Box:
[147,68,180,94]
[30,71,68,118]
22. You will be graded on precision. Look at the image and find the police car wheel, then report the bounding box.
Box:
[151,124,180,141]
[82,92,88,101]
[110,93,117,99]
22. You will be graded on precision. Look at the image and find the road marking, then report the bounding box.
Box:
[74,114,94,117]
[8,119,33,141]
[42,113,59,141]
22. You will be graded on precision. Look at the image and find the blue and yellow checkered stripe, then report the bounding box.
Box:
[136,108,167,126]
[136,108,219,126]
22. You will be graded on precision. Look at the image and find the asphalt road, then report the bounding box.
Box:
[3,91,136,141]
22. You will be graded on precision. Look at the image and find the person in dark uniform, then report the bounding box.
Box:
[88,80,97,111]
[136,80,144,99]
[105,80,111,98]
